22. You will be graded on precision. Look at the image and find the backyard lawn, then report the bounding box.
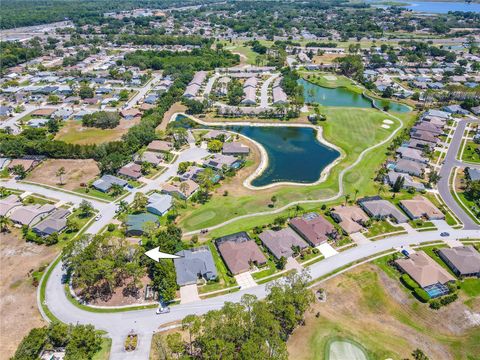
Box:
[364,220,404,239]
[461,140,480,164]
[177,108,417,233]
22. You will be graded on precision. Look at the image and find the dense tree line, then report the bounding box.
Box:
[0,0,219,29]
[122,47,239,73]
[0,38,43,73]
[156,272,314,359]
[82,111,120,129]
[13,322,102,360]
[116,34,210,47]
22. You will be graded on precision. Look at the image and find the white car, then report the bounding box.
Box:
[95,214,102,221]
[156,306,170,315]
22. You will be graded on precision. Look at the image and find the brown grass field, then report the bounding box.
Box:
[0,230,58,359]
[287,264,480,360]
[27,159,100,190]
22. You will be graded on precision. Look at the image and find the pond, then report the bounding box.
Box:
[299,78,411,113]
[402,2,480,14]
[172,115,340,187]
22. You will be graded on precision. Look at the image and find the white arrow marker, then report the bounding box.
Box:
[145,247,181,262]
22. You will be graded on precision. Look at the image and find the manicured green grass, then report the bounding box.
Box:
[298,72,361,93]
[178,109,417,233]
[408,220,436,230]
[74,187,120,201]
[460,278,480,298]
[218,40,258,65]
[364,220,404,238]
[93,337,112,360]
[461,140,480,164]
[456,192,480,224]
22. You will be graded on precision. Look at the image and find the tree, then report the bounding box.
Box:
[412,349,430,360]
[12,164,26,179]
[78,84,94,99]
[110,183,124,197]
[353,188,359,202]
[428,171,441,186]
[78,200,94,217]
[65,324,102,359]
[47,94,60,104]
[117,200,129,214]
[132,192,148,213]
[166,333,184,359]
[344,193,350,206]
[271,195,277,207]
[119,89,130,101]
[141,161,152,175]
[392,176,405,192]
[56,166,66,185]
[207,139,223,153]
[276,256,287,270]
[0,215,12,232]
[179,182,190,204]
[66,217,80,233]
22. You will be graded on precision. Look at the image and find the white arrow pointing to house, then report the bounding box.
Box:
[145,247,181,262]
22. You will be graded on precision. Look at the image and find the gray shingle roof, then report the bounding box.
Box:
[174,246,217,286]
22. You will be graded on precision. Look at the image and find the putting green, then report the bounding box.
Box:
[326,338,369,360]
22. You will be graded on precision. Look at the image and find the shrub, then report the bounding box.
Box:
[401,274,419,290]
[413,287,430,303]
[107,224,115,232]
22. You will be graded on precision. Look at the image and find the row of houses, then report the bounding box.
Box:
[385,109,451,189]
[395,246,480,298]
[0,194,70,236]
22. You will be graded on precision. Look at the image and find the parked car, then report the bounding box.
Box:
[440,232,450,237]
[156,305,170,315]
[95,214,102,221]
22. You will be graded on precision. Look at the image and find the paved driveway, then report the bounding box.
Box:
[317,243,338,258]
[350,232,371,245]
[180,284,200,304]
[234,272,257,289]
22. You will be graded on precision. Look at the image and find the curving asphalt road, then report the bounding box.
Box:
[43,228,480,359]
[437,118,480,230]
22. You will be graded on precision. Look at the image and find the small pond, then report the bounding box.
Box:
[299,78,411,113]
[173,115,340,187]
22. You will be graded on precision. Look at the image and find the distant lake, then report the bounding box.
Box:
[299,78,411,113]
[403,2,480,13]
[172,115,340,187]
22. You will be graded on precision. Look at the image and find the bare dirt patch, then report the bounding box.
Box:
[26,159,100,191]
[157,102,187,131]
[0,229,58,359]
[287,264,479,360]
[313,53,346,65]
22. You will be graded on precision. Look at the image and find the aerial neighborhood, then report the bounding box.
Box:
[0,1,479,360]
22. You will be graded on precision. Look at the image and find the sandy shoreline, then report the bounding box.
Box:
[169,112,344,190]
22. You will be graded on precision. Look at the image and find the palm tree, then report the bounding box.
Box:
[117,200,129,214]
[179,182,190,205]
[0,215,12,232]
[377,184,386,196]
[344,194,350,206]
[56,167,66,185]
[294,204,303,217]
[353,188,359,203]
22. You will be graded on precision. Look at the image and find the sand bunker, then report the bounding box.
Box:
[323,75,337,81]
[381,124,391,129]
[383,119,394,124]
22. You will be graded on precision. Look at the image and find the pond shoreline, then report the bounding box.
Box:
[170,112,344,190]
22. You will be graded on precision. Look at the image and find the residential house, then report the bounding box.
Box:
[204,154,241,171]
[410,129,439,144]
[438,246,480,277]
[394,159,426,177]
[32,208,70,236]
[120,108,141,120]
[289,212,337,247]
[179,166,204,182]
[161,180,199,199]
[395,251,455,298]
[146,193,173,216]
[203,130,230,141]
[92,174,128,192]
[222,142,250,156]
[125,213,158,236]
[258,227,308,260]
[466,168,480,182]
[118,162,142,180]
[0,194,22,216]
[399,196,444,220]
[137,151,163,166]
[385,171,425,191]
[9,204,55,226]
[331,205,369,234]
[31,108,56,117]
[174,246,218,286]
[216,232,267,275]
[358,197,408,223]
[146,140,173,153]
[396,147,429,164]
